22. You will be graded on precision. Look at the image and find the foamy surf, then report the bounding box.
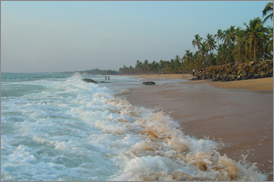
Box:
[1,72,267,181]
[103,97,266,181]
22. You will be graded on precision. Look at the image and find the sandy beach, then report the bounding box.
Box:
[121,74,273,180]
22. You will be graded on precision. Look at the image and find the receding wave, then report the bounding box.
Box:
[104,97,266,181]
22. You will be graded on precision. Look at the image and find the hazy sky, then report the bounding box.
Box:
[1,1,272,73]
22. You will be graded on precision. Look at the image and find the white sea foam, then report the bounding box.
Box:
[1,73,268,181]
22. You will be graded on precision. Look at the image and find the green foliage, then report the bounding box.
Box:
[68,3,272,76]
[119,3,272,75]
[262,2,273,24]
[68,2,272,76]
[78,68,119,75]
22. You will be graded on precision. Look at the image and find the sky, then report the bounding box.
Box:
[1,1,273,73]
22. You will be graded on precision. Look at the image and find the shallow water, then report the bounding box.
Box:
[1,72,267,181]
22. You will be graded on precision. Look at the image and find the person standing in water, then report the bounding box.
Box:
[108,76,110,80]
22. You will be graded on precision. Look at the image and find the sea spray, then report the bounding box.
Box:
[1,72,267,181]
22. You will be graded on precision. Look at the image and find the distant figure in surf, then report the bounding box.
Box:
[105,76,107,80]
[108,76,110,80]
[193,68,195,76]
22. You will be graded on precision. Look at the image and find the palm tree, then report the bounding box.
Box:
[135,60,143,74]
[218,43,229,64]
[192,34,203,68]
[214,29,224,65]
[244,17,268,62]
[143,59,149,74]
[150,61,159,73]
[192,34,203,50]
[183,50,194,69]
[193,51,200,68]
[266,26,273,53]
[164,60,171,73]
[223,26,236,44]
[262,2,273,24]
[159,60,165,73]
[174,55,181,73]
[206,33,217,66]
[264,26,273,59]
[170,59,175,73]
[223,26,236,62]
[200,41,209,68]
[232,27,246,63]
[223,26,237,63]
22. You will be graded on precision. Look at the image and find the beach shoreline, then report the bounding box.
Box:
[119,74,273,180]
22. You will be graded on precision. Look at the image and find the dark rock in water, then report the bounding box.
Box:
[99,81,110,83]
[82,78,97,83]
[142,81,155,85]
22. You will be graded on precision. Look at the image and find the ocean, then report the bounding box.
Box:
[1,72,267,181]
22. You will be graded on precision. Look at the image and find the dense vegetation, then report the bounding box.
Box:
[79,68,119,75]
[119,2,273,75]
[63,68,119,75]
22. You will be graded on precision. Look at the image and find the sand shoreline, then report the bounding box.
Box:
[119,74,273,180]
[121,73,273,91]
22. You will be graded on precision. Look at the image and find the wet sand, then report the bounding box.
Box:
[121,74,273,180]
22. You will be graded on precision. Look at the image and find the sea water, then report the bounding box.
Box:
[1,72,267,181]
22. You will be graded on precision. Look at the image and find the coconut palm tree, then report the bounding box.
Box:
[263,26,273,59]
[214,29,224,65]
[218,43,229,64]
[199,42,209,68]
[266,26,273,54]
[143,59,149,74]
[193,51,200,68]
[206,33,217,66]
[174,55,181,73]
[244,17,268,62]
[262,2,273,24]
[223,26,236,44]
[183,50,194,69]
[223,26,237,63]
[232,27,246,63]
[159,60,165,73]
[192,34,203,50]
[135,60,143,74]
[150,61,159,73]
[192,34,203,68]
